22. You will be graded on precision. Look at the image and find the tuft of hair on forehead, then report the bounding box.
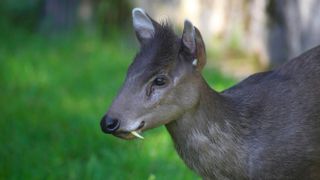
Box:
[148,20,177,51]
[129,21,179,78]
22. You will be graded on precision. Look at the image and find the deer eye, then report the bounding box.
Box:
[153,76,167,86]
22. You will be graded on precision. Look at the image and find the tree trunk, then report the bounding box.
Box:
[40,0,78,34]
[267,0,320,66]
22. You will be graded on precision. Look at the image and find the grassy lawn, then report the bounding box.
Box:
[0,31,236,179]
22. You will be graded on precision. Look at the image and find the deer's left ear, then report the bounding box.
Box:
[181,20,206,71]
[132,8,155,45]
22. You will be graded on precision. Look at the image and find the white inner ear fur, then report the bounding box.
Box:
[192,59,198,66]
[132,8,155,39]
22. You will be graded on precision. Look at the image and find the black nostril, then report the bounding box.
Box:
[106,118,119,130]
[100,115,120,134]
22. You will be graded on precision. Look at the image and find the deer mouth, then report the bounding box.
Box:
[113,121,145,140]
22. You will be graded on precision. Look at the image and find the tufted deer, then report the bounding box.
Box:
[100,8,320,179]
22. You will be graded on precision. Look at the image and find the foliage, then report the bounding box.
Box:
[0,29,235,179]
[96,0,132,32]
[0,0,133,34]
[0,0,42,31]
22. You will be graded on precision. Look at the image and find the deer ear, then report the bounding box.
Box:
[132,8,155,45]
[182,20,206,71]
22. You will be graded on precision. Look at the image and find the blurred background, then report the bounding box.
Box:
[1,0,320,179]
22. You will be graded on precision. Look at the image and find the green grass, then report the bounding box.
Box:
[0,31,236,179]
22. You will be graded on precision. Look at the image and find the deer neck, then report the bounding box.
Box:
[165,79,248,179]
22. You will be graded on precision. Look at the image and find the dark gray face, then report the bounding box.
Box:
[100,8,206,139]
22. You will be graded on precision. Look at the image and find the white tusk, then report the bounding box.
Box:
[131,131,144,139]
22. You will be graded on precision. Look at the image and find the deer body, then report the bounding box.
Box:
[166,80,248,179]
[167,49,320,179]
[100,8,320,179]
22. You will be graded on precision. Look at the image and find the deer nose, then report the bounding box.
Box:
[100,115,120,133]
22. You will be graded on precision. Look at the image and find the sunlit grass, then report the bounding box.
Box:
[0,31,235,179]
